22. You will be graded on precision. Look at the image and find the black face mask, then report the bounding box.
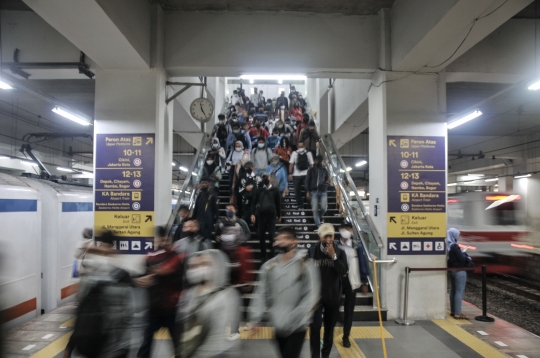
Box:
[255,124,261,129]
[183,230,197,237]
[262,178,270,186]
[275,244,294,254]
[245,168,253,174]
[201,186,208,191]
[316,162,322,167]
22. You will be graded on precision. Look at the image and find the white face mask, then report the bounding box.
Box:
[340,229,352,239]
[206,160,214,165]
[235,147,242,152]
[221,234,235,242]
[186,266,211,285]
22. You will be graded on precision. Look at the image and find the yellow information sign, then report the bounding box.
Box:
[95,211,154,237]
[387,212,446,238]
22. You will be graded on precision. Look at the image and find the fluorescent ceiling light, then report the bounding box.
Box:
[21,160,37,166]
[239,75,307,81]
[349,191,355,196]
[0,156,9,159]
[356,160,367,167]
[179,166,188,172]
[172,162,176,166]
[52,106,91,126]
[278,79,283,84]
[514,174,531,179]
[447,109,482,129]
[57,167,74,172]
[192,172,198,176]
[468,173,484,177]
[0,80,13,90]
[346,167,352,171]
[447,183,457,186]
[249,79,254,84]
[528,79,540,90]
[485,178,498,182]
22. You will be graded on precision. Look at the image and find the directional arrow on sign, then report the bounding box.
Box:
[145,242,153,250]
[389,216,397,223]
[145,215,152,222]
[389,139,396,147]
[146,137,154,145]
[389,243,397,250]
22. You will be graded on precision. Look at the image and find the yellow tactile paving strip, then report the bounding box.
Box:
[433,319,507,358]
[446,311,472,325]
[60,317,75,327]
[29,332,72,358]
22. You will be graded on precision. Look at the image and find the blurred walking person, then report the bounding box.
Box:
[447,228,473,320]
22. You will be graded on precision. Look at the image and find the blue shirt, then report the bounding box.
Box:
[266,135,281,151]
[266,163,288,192]
[226,131,252,153]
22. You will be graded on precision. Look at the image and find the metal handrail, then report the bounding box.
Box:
[318,137,396,265]
[166,132,210,237]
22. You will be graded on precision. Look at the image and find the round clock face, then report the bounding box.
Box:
[190,98,214,123]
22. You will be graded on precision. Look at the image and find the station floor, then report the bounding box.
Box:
[4,300,539,358]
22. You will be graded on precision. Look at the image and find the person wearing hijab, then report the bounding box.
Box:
[177,250,241,358]
[209,137,226,168]
[226,141,246,166]
[447,228,473,320]
[198,153,222,188]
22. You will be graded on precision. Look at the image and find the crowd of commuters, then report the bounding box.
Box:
[65,87,374,358]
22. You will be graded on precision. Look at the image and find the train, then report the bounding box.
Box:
[447,191,533,274]
[0,173,92,329]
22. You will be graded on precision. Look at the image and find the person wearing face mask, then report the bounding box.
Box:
[209,137,227,168]
[251,174,281,262]
[65,231,134,358]
[289,101,303,125]
[173,205,191,242]
[211,114,231,147]
[231,152,251,207]
[251,138,273,176]
[248,119,270,140]
[178,250,241,358]
[282,118,297,149]
[337,222,370,348]
[305,155,329,228]
[266,128,281,151]
[174,219,212,257]
[265,98,273,112]
[298,94,307,110]
[248,227,320,358]
[253,106,268,122]
[265,115,275,133]
[299,120,320,157]
[192,178,219,242]
[296,113,311,143]
[266,154,287,194]
[198,154,222,189]
[289,85,299,101]
[274,136,292,172]
[226,140,246,166]
[238,161,262,226]
[215,203,251,245]
[226,123,251,154]
[308,223,348,358]
[136,226,183,358]
[229,90,243,107]
[288,141,314,209]
[276,90,289,110]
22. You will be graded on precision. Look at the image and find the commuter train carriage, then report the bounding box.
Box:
[447,191,532,274]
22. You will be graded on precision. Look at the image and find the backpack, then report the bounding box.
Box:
[296,151,309,171]
[72,282,107,357]
[235,132,248,149]
[257,188,275,215]
[216,124,228,146]
[269,164,283,188]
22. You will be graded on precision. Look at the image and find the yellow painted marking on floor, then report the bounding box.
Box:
[332,327,367,358]
[433,320,507,358]
[29,332,72,358]
[240,326,275,339]
[348,326,394,339]
[446,311,472,325]
[154,327,172,339]
[60,317,75,327]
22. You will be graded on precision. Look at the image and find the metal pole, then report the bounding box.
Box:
[396,267,415,325]
[475,265,494,322]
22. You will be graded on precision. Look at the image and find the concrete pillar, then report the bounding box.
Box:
[498,176,513,192]
[369,71,448,320]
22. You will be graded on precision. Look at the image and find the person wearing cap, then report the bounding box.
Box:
[238,161,262,225]
[308,223,348,358]
[337,222,370,348]
[306,155,329,228]
[266,153,288,195]
[192,176,219,242]
[299,119,320,157]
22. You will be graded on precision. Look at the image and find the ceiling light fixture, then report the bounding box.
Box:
[56,167,74,172]
[447,109,483,129]
[485,178,498,182]
[346,167,352,171]
[179,166,188,172]
[355,160,367,167]
[172,162,176,166]
[52,106,92,126]
[0,80,13,90]
[528,79,540,90]
[21,160,37,166]
[0,156,9,159]
[447,183,457,186]
[514,174,531,179]
[239,74,307,81]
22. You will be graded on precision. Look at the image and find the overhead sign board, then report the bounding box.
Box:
[387,136,446,255]
[94,134,155,254]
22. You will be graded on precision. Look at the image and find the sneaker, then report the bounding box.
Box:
[227,333,241,341]
[342,337,351,348]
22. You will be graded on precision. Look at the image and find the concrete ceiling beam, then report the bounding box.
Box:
[22,0,152,69]
[391,0,533,72]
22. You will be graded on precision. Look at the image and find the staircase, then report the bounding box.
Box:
[218,170,386,321]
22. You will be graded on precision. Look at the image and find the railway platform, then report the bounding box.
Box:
[4,299,539,358]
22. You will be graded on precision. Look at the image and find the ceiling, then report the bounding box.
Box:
[152,0,396,15]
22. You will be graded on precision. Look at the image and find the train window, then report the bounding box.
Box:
[486,202,522,226]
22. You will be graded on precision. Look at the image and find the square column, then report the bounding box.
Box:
[369,71,448,320]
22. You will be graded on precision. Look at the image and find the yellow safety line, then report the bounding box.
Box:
[446,311,472,325]
[433,320,507,358]
[60,317,75,327]
[373,261,388,358]
[29,332,72,358]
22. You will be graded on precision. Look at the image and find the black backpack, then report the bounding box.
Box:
[257,188,275,215]
[72,282,107,357]
[296,151,309,171]
[216,124,228,146]
[235,132,248,149]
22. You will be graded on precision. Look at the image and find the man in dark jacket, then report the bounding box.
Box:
[276,91,289,110]
[173,205,191,242]
[192,177,218,242]
[306,155,329,228]
[309,223,348,358]
[251,174,281,262]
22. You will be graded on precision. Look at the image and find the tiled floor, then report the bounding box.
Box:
[4,299,539,358]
